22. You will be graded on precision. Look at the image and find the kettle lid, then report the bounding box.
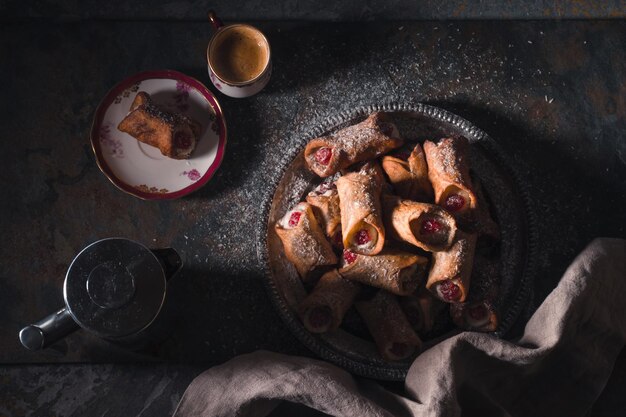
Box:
[64,238,166,339]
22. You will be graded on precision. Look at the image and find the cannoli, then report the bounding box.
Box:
[399,289,445,334]
[298,269,361,333]
[275,202,338,281]
[381,144,434,201]
[423,137,477,221]
[336,163,385,255]
[382,195,457,252]
[356,291,422,361]
[306,179,342,244]
[339,249,428,296]
[398,295,425,333]
[450,300,498,332]
[304,112,403,177]
[450,252,500,332]
[472,180,500,242]
[426,231,477,303]
[118,92,201,159]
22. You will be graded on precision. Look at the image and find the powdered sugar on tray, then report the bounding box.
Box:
[258,104,535,379]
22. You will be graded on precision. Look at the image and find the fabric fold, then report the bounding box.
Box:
[174,238,626,417]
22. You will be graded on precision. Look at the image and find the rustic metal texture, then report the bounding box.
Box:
[258,103,536,380]
[0,19,624,416]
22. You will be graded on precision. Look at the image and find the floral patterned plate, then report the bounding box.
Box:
[91,70,227,199]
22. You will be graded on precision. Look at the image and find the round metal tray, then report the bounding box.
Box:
[256,102,537,380]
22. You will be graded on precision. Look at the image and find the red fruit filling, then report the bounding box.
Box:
[174,130,192,149]
[343,249,357,265]
[444,194,466,212]
[439,280,461,302]
[314,147,333,165]
[355,229,371,245]
[308,307,332,330]
[467,304,488,321]
[420,218,442,235]
[288,211,302,227]
[389,343,410,358]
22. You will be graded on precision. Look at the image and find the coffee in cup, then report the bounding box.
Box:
[206,12,272,98]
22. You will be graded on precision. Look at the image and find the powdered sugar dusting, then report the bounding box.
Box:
[426,137,471,186]
[276,203,337,278]
[306,112,403,175]
[340,250,424,295]
[262,104,533,376]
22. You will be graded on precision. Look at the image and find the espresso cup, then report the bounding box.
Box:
[206,11,272,98]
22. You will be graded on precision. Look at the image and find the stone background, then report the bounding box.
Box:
[1,1,625,415]
[1,0,625,20]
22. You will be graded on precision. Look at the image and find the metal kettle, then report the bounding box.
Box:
[19,238,182,351]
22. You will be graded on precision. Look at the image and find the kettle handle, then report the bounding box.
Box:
[151,248,183,281]
[19,307,80,350]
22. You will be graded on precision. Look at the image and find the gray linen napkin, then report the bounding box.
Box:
[174,238,626,417]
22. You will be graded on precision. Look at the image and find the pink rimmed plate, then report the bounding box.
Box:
[91,70,227,200]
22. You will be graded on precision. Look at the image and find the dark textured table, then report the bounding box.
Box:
[1,19,625,416]
[2,0,624,20]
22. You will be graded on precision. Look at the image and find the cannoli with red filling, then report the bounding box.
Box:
[336,163,385,255]
[382,195,457,252]
[426,231,477,303]
[117,92,201,159]
[298,269,361,333]
[305,112,403,177]
[306,179,342,245]
[356,290,422,361]
[450,253,500,331]
[339,249,428,296]
[423,137,477,221]
[275,202,338,281]
[382,144,434,201]
[450,300,498,332]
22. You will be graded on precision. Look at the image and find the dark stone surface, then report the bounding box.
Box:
[0,361,334,416]
[1,0,625,20]
[0,19,624,416]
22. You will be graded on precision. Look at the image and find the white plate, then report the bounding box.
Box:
[91,70,227,199]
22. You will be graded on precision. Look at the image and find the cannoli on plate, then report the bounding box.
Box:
[399,289,445,334]
[356,290,422,361]
[336,162,385,255]
[398,294,424,334]
[472,180,500,242]
[275,202,337,281]
[117,92,201,159]
[298,269,361,333]
[304,112,403,177]
[450,253,500,332]
[423,137,477,221]
[426,231,477,303]
[382,195,457,252]
[450,300,498,332]
[306,179,342,245]
[381,144,433,201]
[339,249,428,296]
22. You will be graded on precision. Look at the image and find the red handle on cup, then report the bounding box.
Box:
[207,10,223,31]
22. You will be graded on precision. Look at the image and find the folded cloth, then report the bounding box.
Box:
[174,238,626,417]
